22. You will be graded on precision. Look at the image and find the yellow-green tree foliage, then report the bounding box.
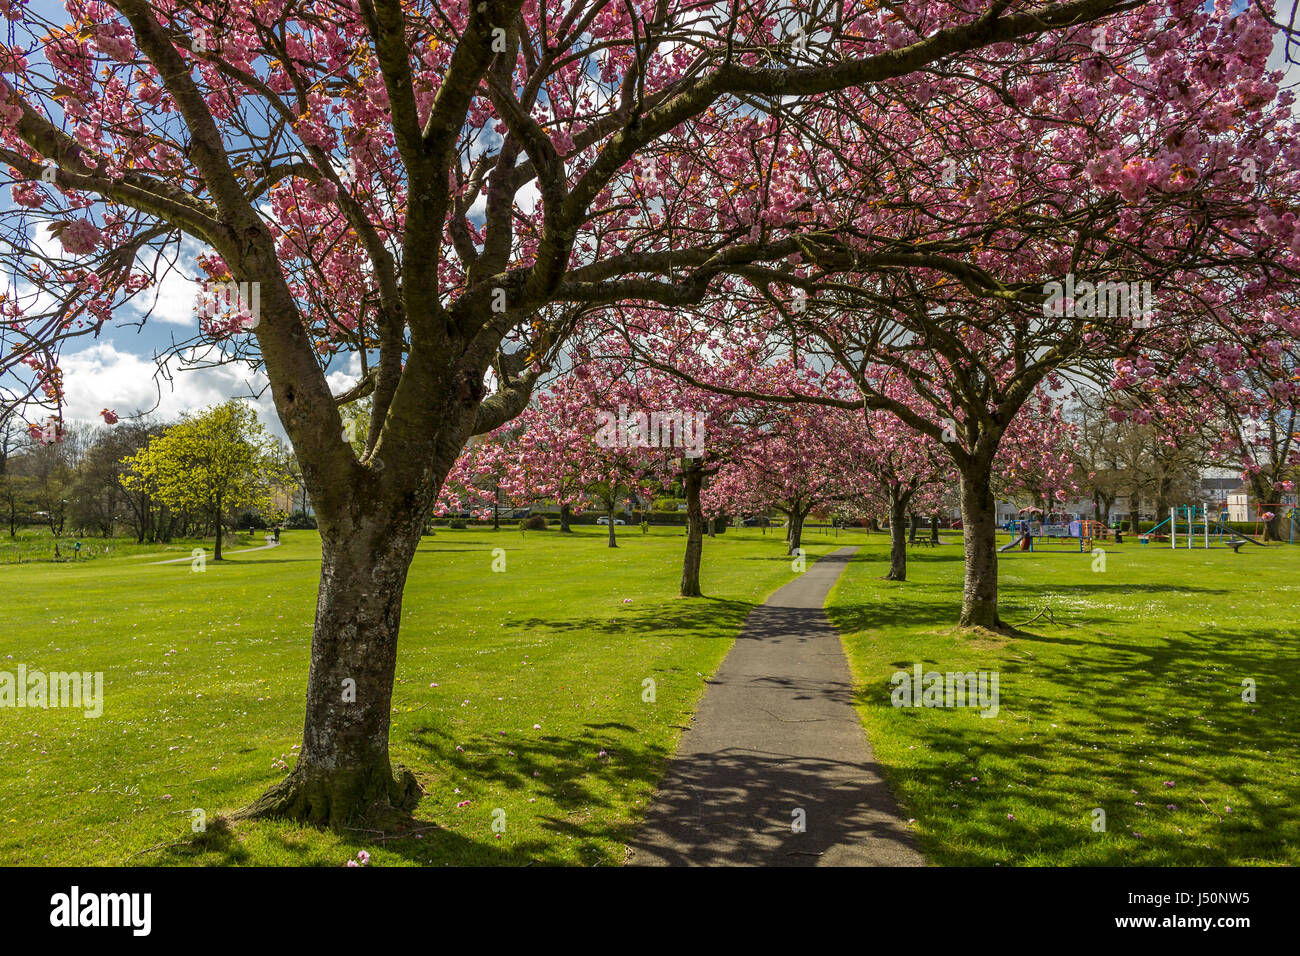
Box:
[122,401,284,558]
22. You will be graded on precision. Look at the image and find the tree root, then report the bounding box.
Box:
[236,763,422,831]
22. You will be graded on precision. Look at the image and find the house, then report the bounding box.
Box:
[1227,486,1252,523]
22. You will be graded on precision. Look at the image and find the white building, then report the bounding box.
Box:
[1226,486,1252,523]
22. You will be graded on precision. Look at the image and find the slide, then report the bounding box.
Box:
[1211,519,1264,545]
[999,535,1028,552]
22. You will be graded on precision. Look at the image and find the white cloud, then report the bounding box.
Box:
[53,341,283,438]
[325,352,363,398]
[127,236,213,327]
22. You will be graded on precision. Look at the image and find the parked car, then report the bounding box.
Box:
[741,516,771,527]
[596,516,626,525]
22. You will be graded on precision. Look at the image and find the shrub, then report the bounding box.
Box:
[522,514,547,530]
[235,512,267,531]
[448,518,467,530]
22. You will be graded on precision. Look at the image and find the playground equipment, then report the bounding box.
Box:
[1000,518,1105,553]
[1249,502,1296,543]
[1139,504,1263,549]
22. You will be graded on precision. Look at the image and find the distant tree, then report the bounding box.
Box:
[1203,362,1300,542]
[122,401,283,560]
[71,421,153,536]
[23,439,75,557]
[107,418,170,542]
[0,409,29,537]
[1066,391,1125,525]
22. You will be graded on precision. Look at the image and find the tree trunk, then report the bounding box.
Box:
[1129,495,1141,534]
[907,511,919,545]
[213,493,223,561]
[241,516,424,827]
[681,463,704,597]
[788,507,807,555]
[885,490,907,581]
[1246,477,1280,541]
[930,512,940,544]
[559,503,572,533]
[958,466,1002,629]
[607,501,617,548]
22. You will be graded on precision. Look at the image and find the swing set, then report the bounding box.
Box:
[1139,504,1265,550]
[1248,502,1297,543]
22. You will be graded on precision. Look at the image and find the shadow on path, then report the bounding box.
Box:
[628,547,924,866]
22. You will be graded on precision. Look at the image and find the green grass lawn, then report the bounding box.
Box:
[0,523,846,866]
[0,528,265,564]
[828,534,1300,865]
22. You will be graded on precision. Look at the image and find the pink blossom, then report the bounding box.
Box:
[11,181,42,208]
[56,219,103,255]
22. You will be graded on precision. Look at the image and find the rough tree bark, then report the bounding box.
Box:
[680,461,704,597]
[958,465,1003,630]
[241,506,426,826]
[558,503,572,534]
[787,505,809,555]
[885,488,908,581]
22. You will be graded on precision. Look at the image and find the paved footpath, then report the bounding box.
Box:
[628,546,924,866]
[148,539,281,564]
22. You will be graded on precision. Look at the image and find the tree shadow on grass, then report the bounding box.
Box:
[386,720,679,865]
[847,622,1300,865]
[153,817,254,866]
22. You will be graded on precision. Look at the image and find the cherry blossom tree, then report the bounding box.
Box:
[857,406,953,581]
[498,369,668,548]
[704,397,867,556]
[1129,332,1300,540]
[0,0,1240,823]
[990,390,1081,514]
[623,1,1300,629]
